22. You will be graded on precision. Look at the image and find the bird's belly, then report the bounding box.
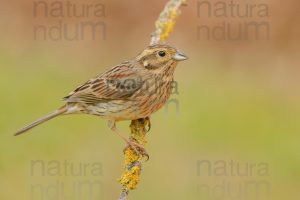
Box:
[82,100,141,121]
[83,94,170,121]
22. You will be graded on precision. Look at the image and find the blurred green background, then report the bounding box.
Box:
[0,0,300,199]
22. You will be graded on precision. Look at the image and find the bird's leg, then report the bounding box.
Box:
[108,120,148,159]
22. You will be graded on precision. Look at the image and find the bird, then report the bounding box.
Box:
[14,44,187,156]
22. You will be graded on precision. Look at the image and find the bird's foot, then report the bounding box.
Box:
[124,140,149,161]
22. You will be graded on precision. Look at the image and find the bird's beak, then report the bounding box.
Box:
[173,52,188,61]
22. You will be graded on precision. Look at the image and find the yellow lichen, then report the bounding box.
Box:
[150,0,187,45]
[159,8,179,41]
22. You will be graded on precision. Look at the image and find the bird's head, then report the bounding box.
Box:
[135,44,188,70]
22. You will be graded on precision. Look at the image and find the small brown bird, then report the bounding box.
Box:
[15,44,187,154]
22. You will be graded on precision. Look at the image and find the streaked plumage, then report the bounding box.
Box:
[15,44,187,155]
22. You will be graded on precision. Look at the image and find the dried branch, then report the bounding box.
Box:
[150,0,187,45]
[118,119,149,200]
[118,1,187,199]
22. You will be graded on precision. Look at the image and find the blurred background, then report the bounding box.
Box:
[0,0,299,199]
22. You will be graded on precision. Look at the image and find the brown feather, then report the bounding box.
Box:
[15,106,68,136]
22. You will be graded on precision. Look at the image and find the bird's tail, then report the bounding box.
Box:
[14,105,68,136]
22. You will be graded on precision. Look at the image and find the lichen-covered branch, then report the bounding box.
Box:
[118,1,187,199]
[118,119,149,200]
[150,0,187,45]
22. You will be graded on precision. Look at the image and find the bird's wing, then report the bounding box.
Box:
[63,62,144,104]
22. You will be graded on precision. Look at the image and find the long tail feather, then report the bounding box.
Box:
[14,106,68,136]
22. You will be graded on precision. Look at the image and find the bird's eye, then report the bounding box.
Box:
[158,51,166,57]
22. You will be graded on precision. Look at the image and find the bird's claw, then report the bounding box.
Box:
[145,117,151,133]
[124,141,149,161]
